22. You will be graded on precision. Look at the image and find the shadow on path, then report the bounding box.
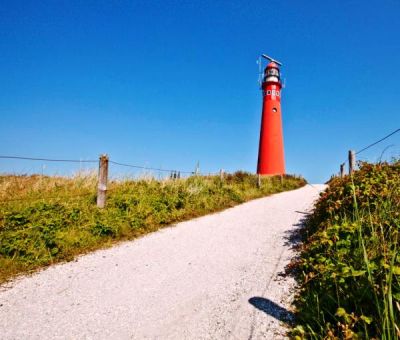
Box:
[248,297,295,325]
[283,214,309,249]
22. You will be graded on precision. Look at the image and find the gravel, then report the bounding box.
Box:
[0,184,325,339]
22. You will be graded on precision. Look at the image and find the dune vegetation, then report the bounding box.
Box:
[0,171,305,284]
[292,161,400,339]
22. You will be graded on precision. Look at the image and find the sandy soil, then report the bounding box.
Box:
[0,184,325,339]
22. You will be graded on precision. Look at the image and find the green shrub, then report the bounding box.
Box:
[0,172,306,284]
[293,161,400,339]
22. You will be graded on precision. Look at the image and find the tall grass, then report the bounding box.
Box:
[292,161,400,339]
[0,171,306,285]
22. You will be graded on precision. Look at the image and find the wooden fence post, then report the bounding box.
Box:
[340,163,345,178]
[348,150,356,174]
[97,154,109,208]
[219,169,224,181]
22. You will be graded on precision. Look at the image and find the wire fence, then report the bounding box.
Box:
[338,127,400,177]
[2,127,398,205]
[109,160,195,175]
[0,153,222,206]
[0,156,98,163]
[0,155,199,177]
[355,128,400,155]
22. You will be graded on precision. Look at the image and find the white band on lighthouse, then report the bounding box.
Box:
[263,90,280,97]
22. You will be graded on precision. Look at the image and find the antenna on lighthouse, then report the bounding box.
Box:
[261,54,283,66]
[256,56,263,88]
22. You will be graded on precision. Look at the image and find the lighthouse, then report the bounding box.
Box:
[257,54,285,175]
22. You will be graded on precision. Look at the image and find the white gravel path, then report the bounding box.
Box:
[0,184,325,340]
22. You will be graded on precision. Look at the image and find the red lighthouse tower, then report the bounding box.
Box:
[257,54,285,175]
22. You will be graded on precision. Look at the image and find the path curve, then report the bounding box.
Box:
[0,184,325,339]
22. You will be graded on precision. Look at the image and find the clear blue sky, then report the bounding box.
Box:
[1,0,399,183]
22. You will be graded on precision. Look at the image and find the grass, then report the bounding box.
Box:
[291,161,400,339]
[0,171,306,285]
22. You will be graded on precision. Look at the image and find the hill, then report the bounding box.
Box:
[292,161,400,339]
[0,172,305,284]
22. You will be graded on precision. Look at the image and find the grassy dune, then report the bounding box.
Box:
[0,172,306,284]
[292,161,400,339]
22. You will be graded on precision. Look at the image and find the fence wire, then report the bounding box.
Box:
[0,155,97,163]
[0,155,199,176]
[341,127,400,165]
[109,160,195,175]
[356,128,400,155]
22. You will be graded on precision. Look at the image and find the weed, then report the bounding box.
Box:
[293,161,400,339]
[0,172,306,284]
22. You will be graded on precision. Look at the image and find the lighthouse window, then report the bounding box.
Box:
[266,90,271,95]
[272,108,277,113]
[267,68,279,76]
